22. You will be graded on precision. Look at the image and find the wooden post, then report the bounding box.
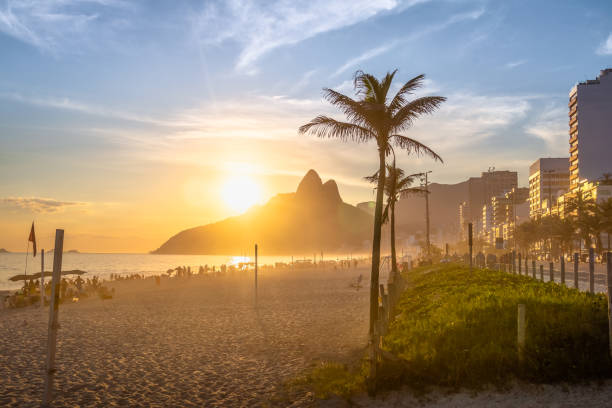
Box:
[589,247,595,293]
[40,249,45,306]
[254,244,258,304]
[540,264,544,281]
[468,223,473,272]
[525,256,529,278]
[560,256,565,285]
[42,229,64,407]
[549,262,554,283]
[512,250,516,274]
[517,303,526,363]
[607,252,612,359]
[574,252,580,289]
[518,253,522,275]
[532,260,536,279]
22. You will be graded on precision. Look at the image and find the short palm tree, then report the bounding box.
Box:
[598,198,612,250]
[365,161,416,278]
[565,191,598,252]
[299,70,445,334]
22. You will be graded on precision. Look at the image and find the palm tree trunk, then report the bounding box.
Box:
[391,200,397,276]
[369,148,386,335]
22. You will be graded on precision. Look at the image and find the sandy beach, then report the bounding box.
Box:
[0,266,374,407]
[5,264,612,407]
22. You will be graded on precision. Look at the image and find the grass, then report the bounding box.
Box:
[297,263,612,400]
[384,263,612,390]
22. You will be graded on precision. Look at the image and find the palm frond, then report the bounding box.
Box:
[391,135,443,163]
[299,116,376,143]
[322,88,376,129]
[354,71,381,103]
[391,96,446,132]
[388,74,425,113]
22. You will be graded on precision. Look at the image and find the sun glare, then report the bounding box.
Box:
[222,176,261,213]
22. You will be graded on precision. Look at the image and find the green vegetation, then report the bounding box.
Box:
[385,263,612,390]
[297,263,612,401]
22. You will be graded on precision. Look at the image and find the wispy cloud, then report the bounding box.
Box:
[1,197,88,213]
[192,0,415,73]
[331,8,485,77]
[525,105,568,155]
[596,32,612,55]
[0,92,174,127]
[0,0,128,52]
[504,60,526,69]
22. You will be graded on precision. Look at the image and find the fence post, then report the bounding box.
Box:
[468,223,473,272]
[40,249,45,306]
[589,247,595,293]
[518,304,526,363]
[254,244,258,305]
[560,256,565,285]
[518,253,522,275]
[525,256,529,277]
[42,229,64,407]
[532,260,536,279]
[540,264,544,281]
[549,262,554,283]
[512,250,516,274]
[607,252,612,359]
[574,252,580,289]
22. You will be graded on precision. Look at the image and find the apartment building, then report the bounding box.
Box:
[528,158,570,218]
[568,68,612,188]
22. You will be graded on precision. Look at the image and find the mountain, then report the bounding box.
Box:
[0,248,9,253]
[394,181,469,241]
[153,170,373,255]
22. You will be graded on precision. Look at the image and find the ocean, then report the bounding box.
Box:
[0,252,316,290]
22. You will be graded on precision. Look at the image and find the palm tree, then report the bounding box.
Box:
[598,198,612,250]
[299,70,445,334]
[365,161,417,277]
[565,191,598,252]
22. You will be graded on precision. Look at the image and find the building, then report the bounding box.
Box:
[568,68,612,188]
[463,169,518,225]
[528,158,570,218]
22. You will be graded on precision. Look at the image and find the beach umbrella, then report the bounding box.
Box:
[8,270,87,281]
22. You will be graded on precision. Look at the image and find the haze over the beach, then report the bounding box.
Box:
[1,0,612,252]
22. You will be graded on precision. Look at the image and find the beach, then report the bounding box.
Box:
[0,265,375,407]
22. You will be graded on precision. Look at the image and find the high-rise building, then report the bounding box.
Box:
[568,68,612,188]
[528,158,570,218]
[465,170,518,223]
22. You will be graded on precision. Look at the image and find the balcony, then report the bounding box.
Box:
[569,115,577,126]
[569,105,577,117]
[570,163,578,171]
[570,143,578,153]
[569,125,578,136]
[569,95,577,108]
[569,134,577,144]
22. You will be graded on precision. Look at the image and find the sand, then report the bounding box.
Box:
[0,266,373,407]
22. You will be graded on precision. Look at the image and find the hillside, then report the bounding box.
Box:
[153,170,374,255]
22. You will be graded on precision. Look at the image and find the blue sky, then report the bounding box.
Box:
[1,0,612,252]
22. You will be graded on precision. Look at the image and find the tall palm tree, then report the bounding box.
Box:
[365,161,416,277]
[299,70,445,334]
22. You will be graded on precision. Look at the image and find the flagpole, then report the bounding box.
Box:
[24,240,29,291]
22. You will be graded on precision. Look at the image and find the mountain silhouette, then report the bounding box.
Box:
[153,170,373,255]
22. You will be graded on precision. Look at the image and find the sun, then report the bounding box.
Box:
[222,176,262,213]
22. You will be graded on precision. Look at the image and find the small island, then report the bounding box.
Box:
[0,248,10,253]
[66,250,80,254]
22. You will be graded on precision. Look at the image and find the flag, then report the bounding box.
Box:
[28,222,36,258]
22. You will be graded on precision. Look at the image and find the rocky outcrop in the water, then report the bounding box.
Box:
[153,170,373,255]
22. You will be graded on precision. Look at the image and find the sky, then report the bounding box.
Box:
[1,0,612,253]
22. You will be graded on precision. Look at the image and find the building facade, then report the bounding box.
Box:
[569,68,612,188]
[528,158,570,219]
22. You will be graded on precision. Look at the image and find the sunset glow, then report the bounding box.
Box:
[222,176,262,213]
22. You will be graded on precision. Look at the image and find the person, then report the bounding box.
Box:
[75,275,84,292]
